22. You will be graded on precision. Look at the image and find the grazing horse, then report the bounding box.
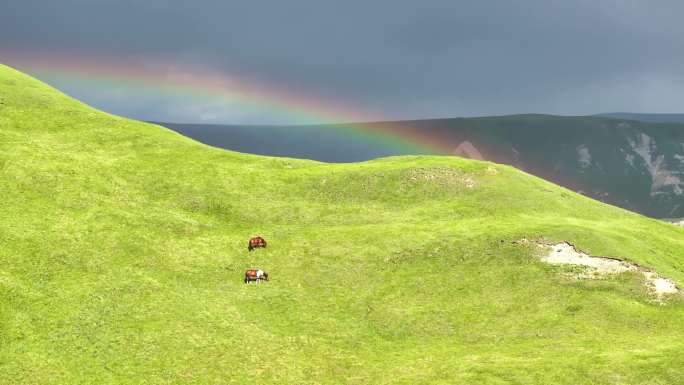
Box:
[248,236,267,251]
[244,269,269,284]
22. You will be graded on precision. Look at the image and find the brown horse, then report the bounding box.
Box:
[248,236,267,251]
[244,269,269,284]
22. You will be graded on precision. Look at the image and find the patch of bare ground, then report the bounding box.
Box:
[485,165,499,175]
[406,167,475,189]
[518,240,678,298]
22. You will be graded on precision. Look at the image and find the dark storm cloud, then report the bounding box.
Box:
[2,0,684,123]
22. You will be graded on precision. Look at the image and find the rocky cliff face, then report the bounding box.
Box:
[622,129,684,215]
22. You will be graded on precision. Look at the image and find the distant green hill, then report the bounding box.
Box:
[160,115,684,218]
[2,64,684,384]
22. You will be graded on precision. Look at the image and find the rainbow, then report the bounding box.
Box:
[2,51,453,155]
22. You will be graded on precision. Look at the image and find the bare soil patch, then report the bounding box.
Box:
[528,240,678,296]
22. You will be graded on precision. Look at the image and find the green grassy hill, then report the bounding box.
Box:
[160,114,684,218]
[2,64,684,384]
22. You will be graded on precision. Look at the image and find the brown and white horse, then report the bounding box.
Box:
[244,269,269,284]
[248,236,267,251]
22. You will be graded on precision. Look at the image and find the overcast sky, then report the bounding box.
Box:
[2,0,684,124]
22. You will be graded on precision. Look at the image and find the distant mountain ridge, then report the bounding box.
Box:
[158,114,684,218]
[596,113,684,124]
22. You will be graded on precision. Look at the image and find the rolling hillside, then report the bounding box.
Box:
[2,64,684,384]
[160,115,684,218]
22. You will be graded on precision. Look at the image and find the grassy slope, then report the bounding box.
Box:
[1,64,684,384]
[160,114,684,218]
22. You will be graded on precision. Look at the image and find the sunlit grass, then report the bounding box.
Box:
[1,64,684,384]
